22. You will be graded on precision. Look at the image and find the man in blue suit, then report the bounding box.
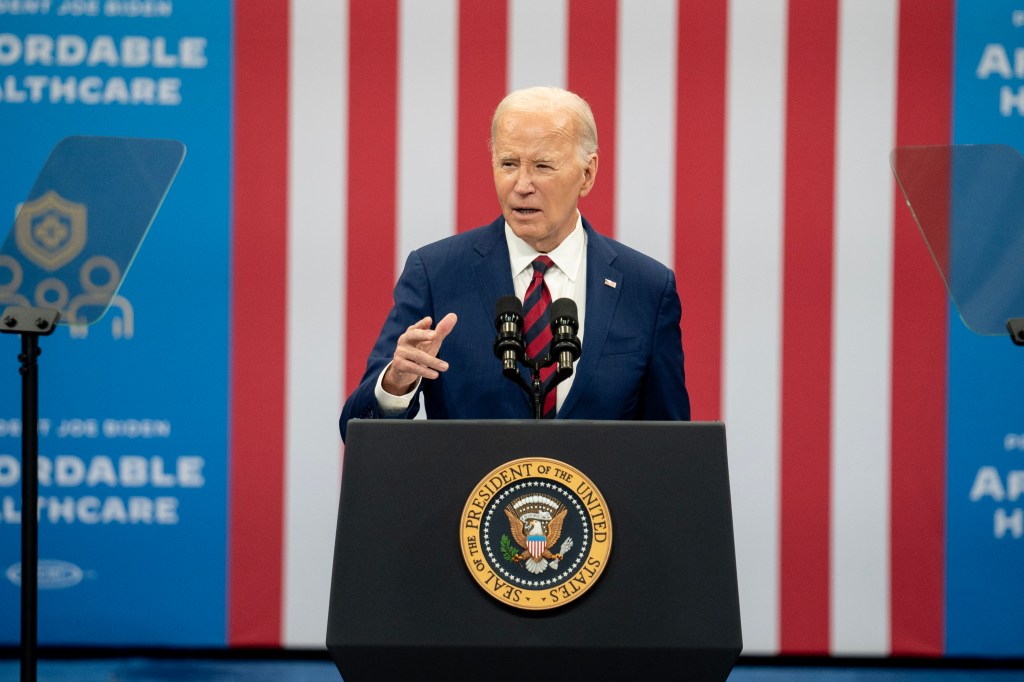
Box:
[339,87,689,441]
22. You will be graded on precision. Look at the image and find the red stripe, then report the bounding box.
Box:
[890,0,951,656]
[457,0,508,232]
[568,0,617,238]
[674,0,727,421]
[347,0,399,395]
[228,0,289,646]
[778,0,839,654]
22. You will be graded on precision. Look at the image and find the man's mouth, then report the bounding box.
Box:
[514,208,540,215]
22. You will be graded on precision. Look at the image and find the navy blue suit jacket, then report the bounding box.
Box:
[339,216,690,441]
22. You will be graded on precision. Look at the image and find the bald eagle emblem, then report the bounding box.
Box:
[502,493,575,574]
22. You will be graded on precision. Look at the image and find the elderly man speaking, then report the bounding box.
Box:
[339,86,690,440]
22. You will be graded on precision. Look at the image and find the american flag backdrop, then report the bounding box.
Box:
[228,0,953,654]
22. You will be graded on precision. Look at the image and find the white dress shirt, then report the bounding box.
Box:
[505,215,587,411]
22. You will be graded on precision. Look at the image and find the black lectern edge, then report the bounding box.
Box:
[329,644,742,681]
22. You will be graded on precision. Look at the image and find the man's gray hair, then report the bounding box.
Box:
[490,86,599,167]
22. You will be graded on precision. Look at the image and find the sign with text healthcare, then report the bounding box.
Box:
[0,1,230,646]
[948,0,1024,657]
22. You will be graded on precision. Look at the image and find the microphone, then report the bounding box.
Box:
[493,295,525,373]
[549,298,581,375]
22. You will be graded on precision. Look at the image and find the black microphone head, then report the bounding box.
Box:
[549,298,578,325]
[494,295,525,365]
[549,298,580,369]
[494,295,523,324]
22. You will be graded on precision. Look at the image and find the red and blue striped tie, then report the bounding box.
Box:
[523,256,556,418]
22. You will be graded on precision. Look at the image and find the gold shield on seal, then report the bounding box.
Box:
[15,190,88,271]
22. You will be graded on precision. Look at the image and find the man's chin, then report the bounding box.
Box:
[507,220,537,237]
[508,222,543,240]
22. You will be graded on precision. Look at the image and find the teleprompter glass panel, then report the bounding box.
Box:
[1,136,185,326]
[891,144,1024,336]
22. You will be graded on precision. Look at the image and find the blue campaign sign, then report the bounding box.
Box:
[947,0,1024,657]
[0,2,231,646]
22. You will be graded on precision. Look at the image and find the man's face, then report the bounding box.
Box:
[492,109,598,253]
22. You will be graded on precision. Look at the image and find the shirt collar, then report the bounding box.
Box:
[505,213,586,282]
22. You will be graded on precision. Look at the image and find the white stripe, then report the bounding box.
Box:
[508,0,568,90]
[722,0,788,655]
[615,0,678,265]
[830,0,897,655]
[398,0,458,266]
[283,0,347,647]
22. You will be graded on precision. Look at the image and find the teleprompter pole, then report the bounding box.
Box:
[19,332,39,682]
[1,306,60,682]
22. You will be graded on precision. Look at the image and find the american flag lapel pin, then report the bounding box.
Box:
[604,278,617,289]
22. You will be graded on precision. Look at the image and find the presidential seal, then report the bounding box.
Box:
[460,457,612,610]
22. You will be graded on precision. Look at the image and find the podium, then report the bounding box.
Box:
[327,420,742,680]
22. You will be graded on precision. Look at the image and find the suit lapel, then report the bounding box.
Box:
[471,217,516,320]
[558,221,620,418]
[470,218,533,406]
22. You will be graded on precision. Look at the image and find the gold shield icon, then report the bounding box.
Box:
[15,190,87,271]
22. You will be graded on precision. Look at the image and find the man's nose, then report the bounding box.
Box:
[513,168,534,193]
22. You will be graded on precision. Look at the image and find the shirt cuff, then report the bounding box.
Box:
[374,362,420,416]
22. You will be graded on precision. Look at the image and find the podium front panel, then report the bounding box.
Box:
[327,420,741,680]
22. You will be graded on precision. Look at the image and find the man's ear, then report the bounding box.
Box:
[579,154,598,197]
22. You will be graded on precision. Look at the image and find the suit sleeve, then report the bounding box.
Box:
[338,250,434,441]
[640,268,691,420]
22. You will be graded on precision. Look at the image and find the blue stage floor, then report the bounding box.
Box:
[0,658,1021,681]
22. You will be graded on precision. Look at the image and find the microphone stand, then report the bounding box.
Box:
[527,343,579,419]
[530,359,547,420]
[496,347,559,419]
[500,337,579,419]
[1,306,60,682]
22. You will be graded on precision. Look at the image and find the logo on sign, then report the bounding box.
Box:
[15,190,87,271]
[6,560,85,589]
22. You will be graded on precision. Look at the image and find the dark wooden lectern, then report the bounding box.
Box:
[327,420,742,680]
